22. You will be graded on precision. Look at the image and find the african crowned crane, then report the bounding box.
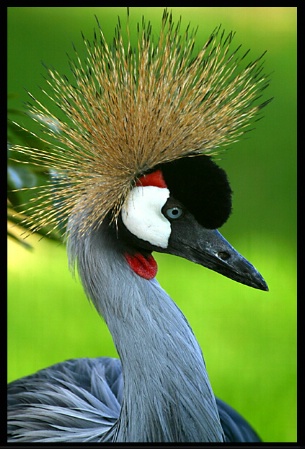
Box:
[8,10,270,442]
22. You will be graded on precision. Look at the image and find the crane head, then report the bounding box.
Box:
[10,10,271,294]
[119,156,268,291]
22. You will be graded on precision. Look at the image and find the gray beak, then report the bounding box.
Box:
[167,214,268,291]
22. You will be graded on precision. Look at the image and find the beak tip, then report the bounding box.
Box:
[242,264,269,292]
[246,268,268,291]
[259,278,269,292]
[255,281,268,292]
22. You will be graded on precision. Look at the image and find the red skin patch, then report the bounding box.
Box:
[136,170,167,188]
[125,252,158,280]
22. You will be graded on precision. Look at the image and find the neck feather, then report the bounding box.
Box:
[67,221,224,442]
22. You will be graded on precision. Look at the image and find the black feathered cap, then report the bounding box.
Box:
[157,156,232,230]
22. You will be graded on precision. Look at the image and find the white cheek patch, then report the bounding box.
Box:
[122,186,171,248]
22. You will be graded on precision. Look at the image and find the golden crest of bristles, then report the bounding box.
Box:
[11,10,270,237]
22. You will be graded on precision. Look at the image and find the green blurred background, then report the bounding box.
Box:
[8,7,296,443]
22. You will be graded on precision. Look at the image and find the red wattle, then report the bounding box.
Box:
[125,252,158,280]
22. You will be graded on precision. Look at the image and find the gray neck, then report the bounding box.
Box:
[67,221,224,442]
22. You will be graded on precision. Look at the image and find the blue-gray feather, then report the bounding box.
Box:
[8,358,121,442]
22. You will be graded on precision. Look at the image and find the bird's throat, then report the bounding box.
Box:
[124,252,158,280]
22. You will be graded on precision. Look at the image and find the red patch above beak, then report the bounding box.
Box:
[136,170,167,188]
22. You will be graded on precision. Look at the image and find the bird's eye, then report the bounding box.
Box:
[164,206,183,220]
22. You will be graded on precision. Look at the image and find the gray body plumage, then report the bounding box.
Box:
[7,218,261,443]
